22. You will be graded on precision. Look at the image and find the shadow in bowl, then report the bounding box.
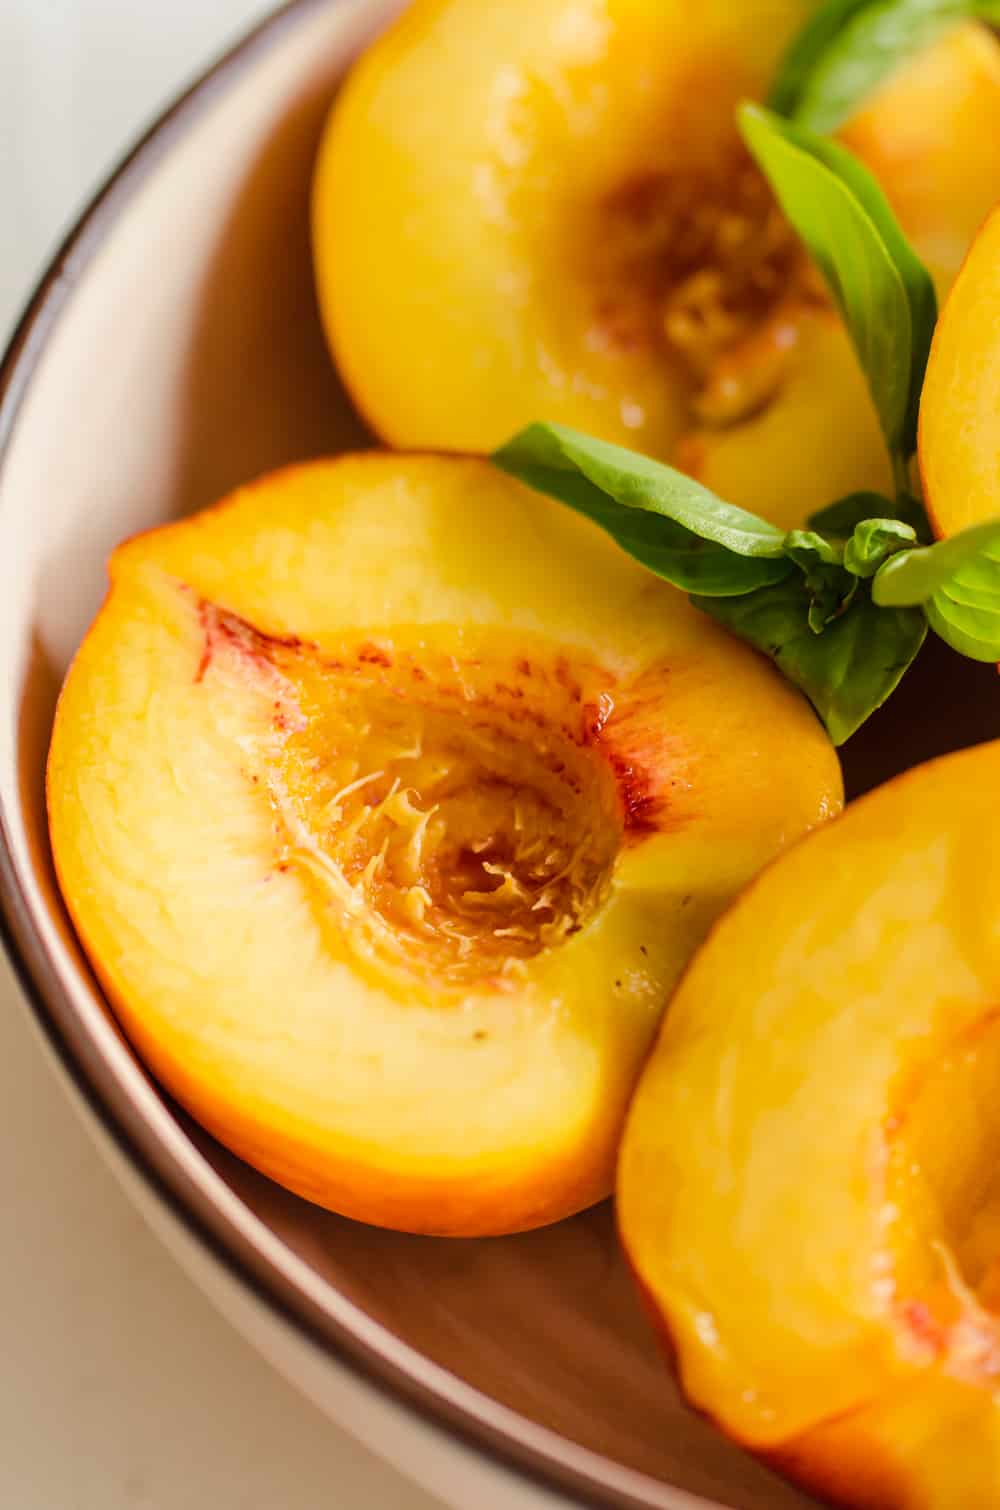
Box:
[180,1111,813,1510]
[842,633,1000,800]
[169,62,370,517]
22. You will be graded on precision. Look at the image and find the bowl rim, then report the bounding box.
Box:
[0,7,722,1510]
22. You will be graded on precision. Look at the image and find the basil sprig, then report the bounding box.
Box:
[494,423,1000,744]
[739,104,936,473]
[769,0,1000,134]
[491,72,999,744]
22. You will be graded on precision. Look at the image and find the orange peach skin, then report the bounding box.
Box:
[620,740,1000,1510]
[920,204,1000,541]
[47,454,841,1236]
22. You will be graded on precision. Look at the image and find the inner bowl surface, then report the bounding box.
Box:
[3,5,1000,1510]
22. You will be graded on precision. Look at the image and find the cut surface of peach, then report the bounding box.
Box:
[619,740,1000,1509]
[47,455,840,1237]
[314,2,1000,529]
[920,205,1000,541]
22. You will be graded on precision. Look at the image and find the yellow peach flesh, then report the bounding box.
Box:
[619,740,1000,1509]
[47,454,841,1236]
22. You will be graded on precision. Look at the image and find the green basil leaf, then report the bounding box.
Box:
[807,490,932,540]
[698,579,927,743]
[493,423,794,596]
[926,592,1000,661]
[872,519,1000,604]
[784,530,844,568]
[810,573,860,633]
[933,576,1000,610]
[872,517,1000,659]
[769,0,874,118]
[791,128,936,457]
[844,517,917,576]
[739,104,915,463]
[740,104,935,460]
[770,0,1000,135]
[783,530,855,629]
[808,491,898,535]
[495,423,788,556]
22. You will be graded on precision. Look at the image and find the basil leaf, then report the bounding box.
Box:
[496,424,788,556]
[740,105,935,460]
[769,0,874,118]
[739,105,915,464]
[808,491,931,540]
[872,519,1000,604]
[698,579,927,743]
[926,593,1000,661]
[770,0,1000,135]
[809,574,859,634]
[493,424,794,596]
[808,491,897,535]
[844,517,917,576]
[932,576,1000,610]
[774,517,916,637]
[872,518,1000,659]
[785,530,843,568]
[791,128,936,457]
[783,531,854,629]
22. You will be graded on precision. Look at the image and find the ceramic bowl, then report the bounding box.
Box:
[3,4,998,1508]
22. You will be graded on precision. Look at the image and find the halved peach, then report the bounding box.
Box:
[920,205,1000,540]
[47,454,840,1236]
[619,739,1000,1508]
[314,4,1000,529]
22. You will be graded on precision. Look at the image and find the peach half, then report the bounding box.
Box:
[619,739,1000,1509]
[920,204,1000,541]
[46,455,840,1236]
[313,3,1000,529]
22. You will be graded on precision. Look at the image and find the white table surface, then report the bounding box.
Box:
[0,5,446,1506]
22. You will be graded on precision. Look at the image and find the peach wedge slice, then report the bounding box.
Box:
[314,3,1000,529]
[921,204,1000,541]
[47,455,840,1236]
[620,739,1000,1509]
